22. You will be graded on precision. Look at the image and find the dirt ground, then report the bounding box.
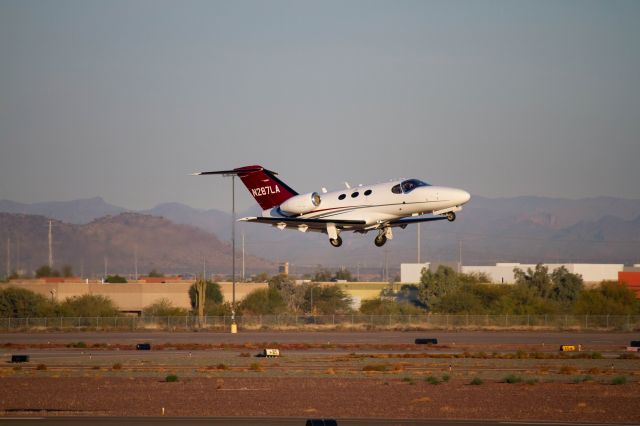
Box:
[1,376,639,422]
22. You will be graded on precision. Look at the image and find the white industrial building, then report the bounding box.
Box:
[462,263,624,284]
[400,262,625,284]
[400,263,430,283]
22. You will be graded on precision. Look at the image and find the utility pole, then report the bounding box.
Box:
[458,240,463,273]
[417,223,421,263]
[6,238,10,278]
[134,245,138,280]
[48,220,53,268]
[241,232,245,282]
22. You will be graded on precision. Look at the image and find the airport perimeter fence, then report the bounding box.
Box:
[1,314,639,331]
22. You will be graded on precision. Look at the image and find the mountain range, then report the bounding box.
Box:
[1,195,640,277]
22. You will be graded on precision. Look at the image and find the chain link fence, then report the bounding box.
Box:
[1,314,638,331]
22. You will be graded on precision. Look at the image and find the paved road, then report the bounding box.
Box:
[0,331,635,346]
[0,417,629,426]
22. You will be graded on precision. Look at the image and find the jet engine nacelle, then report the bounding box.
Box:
[279,192,321,215]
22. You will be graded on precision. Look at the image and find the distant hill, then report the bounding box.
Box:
[2,195,640,272]
[0,212,273,277]
[0,197,126,224]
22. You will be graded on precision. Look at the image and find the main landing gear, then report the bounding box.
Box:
[329,236,343,247]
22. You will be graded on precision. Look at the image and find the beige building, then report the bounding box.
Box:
[3,280,267,314]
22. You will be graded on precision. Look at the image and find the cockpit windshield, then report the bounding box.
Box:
[401,179,430,193]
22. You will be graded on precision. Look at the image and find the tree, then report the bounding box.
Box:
[105,275,127,283]
[59,295,119,317]
[334,268,354,281]
[143,298,189,317]
[148,269,164,277]
[250,272,269,283]
[418,265,462,310]
[61,264,73,277]
[574,281,640,315]
[311,267,334,282]
[551,266,583,303]
[239,287,286,315]
[514,264,553,298]
[359,298,425,315]
[268,274,302,312]
[35,265,59,278]
[306,284,352,314]
[0,287,57,318]
[188,280,223,314]
[436,288,485,314]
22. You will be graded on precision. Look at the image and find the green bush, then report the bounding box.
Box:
[470,377,483,385]
[611,376,627,385]
[362,364,389,372]
[402,376,415,385]
[425,375,441,385]
[165,374,179,382]
[441,373,450,382]
[503,374,523,384]
[573,375,592,383]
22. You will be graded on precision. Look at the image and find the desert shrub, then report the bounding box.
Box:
[239,352,250,357]
[526,378,539,385]
[59,294,119,317]
[216,363,229,370]
[112,363,122,370]
[36,364,47,370]
[165,374,179,382]
[611,376,627,385]
[574,281,640,315]
[239,288,286,315]
[441,373,451,382]
[362,364,389,372]
[402,376,415,385]
[359,298,424,315]
[0,287,57,318]
[105,275,127,283]
[573,375,593,383]
[503,374,523,384]
[425,375,441,385]
[559,365,577,375]
[249,362,262,371]
[470,377,483,385]
[143,298,189,317]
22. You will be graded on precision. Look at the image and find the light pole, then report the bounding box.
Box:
[192,166,263,333]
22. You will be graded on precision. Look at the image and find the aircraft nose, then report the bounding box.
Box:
[457,189,471,204]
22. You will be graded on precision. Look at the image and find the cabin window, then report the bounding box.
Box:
[364,189,372,196]
[351,192,359,198]
[338,194,346,200]
[391,184,402,194]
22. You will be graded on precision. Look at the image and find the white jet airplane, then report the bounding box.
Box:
[193,165,470,248]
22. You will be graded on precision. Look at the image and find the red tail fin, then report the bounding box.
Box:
[234,165,298,210]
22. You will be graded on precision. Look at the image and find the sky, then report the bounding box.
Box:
[1,0,639,212]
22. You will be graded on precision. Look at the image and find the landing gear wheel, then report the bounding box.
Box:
[374,234,387,247]
[329,236,343,247]
[446,212,456,222]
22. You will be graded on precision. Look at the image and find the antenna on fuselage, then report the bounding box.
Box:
[344,182,351,189]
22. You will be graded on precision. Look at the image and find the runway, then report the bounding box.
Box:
[0,331,635,346]
[0,417,630,426]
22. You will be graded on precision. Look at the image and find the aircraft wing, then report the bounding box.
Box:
[239,216,366,232]
[388,216,448,227]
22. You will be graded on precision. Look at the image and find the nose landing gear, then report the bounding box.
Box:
[329,236,343,247]
[374,227,393,247]
[374,234,387,247]
[446,211,456,222]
